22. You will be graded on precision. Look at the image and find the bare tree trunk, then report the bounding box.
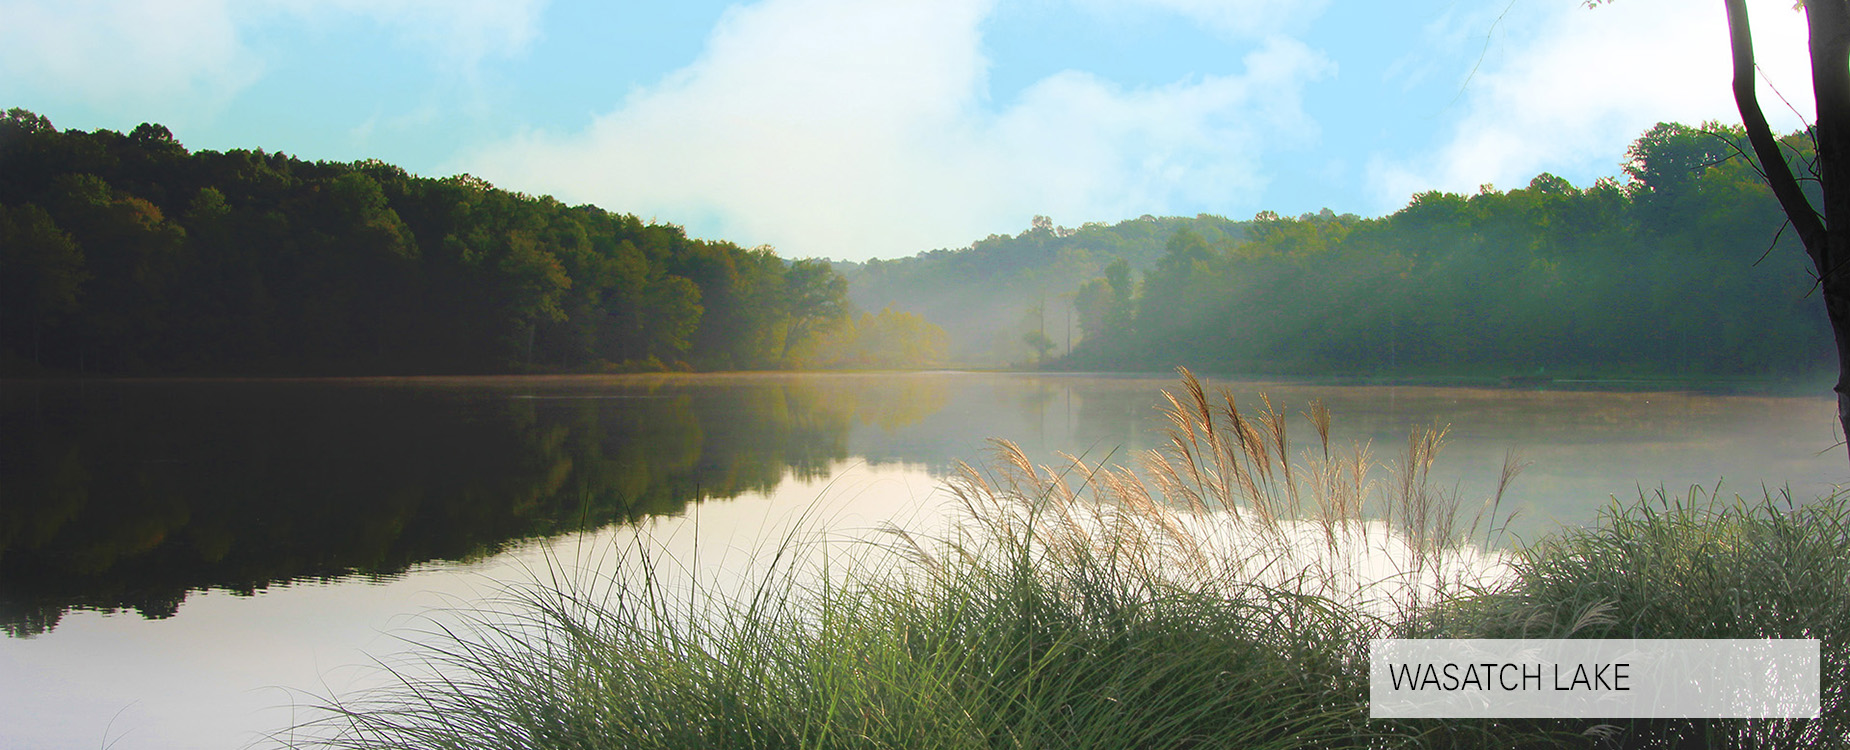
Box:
[1813,2,1850,462]
[1726,0,1850,461]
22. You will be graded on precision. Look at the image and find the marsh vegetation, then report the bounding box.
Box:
[294,372,1849,749]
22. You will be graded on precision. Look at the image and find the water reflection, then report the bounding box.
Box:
[2,372,1843,640]
[0,375,947,637]
[3,372,1847,749]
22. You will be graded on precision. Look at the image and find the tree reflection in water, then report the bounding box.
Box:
[0,375,948,637]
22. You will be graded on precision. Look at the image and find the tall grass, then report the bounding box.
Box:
[936,369,1512,628]
[1421,487,1850,748]
[288,370,1849,750]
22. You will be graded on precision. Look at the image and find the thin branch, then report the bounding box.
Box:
[1757,62,1816,130]
[1727,0,1829,261]
[1755,219,1791,267]
[1443,0,1522,115]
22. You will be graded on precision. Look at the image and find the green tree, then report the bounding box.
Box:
[777,258,849,364]
[0,204,88,366]
[1625,121,1742,232]
[641,275,703,359]
[46,173,188,370]
[1073,277,1115,343]
[499,230,572,365]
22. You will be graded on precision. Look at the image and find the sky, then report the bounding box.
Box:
[0,0,1820,262]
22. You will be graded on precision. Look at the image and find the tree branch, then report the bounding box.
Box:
[1726,0,1829,267]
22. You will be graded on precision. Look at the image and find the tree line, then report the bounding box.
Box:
[1058,122,1833,379]
[0,108,873,376]
[7,109,1819,379]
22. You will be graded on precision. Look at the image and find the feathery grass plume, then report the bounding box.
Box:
[281,370,1583,748]
[285,371,1850,749]
[1128,368,1511,618]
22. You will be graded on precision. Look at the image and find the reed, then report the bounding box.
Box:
[287,371,1848,750]
[1418,486,1850,748]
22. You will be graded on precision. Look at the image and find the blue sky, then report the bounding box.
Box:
[0,0,1817,261]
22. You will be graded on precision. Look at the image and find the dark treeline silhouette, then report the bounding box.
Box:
[0,108,850,375]
[1057,122,1833,378]
[0,375,946,637]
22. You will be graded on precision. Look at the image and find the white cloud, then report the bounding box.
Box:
[1076,0,1330,38]
[1380,2,1521,94]
[464,0,1332,261]
[0,0,259,114]
[0,0,545,122]
[1368,0,1813,210]
[266,0,547,72]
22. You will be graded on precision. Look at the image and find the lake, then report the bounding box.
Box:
[1,371,1844,748]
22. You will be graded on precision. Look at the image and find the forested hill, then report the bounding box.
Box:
[842,121,1831,379]
[7,110,1824,380]
[0,109,851,376]
[833,213,1256,365]
[1054,122,1832,378]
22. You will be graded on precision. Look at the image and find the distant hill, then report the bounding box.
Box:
[836,120,1832,381]
[832,213,1261,366]
[1054,123,1831,380]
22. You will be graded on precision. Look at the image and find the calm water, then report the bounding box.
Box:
[1,372,1844,748]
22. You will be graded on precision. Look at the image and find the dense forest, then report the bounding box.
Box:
[2,108,1828,379]
[847,121,1831,378]
[1058,122,1831,377]
[0,108,944,376]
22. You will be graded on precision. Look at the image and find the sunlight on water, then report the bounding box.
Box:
[3,372,1845,748]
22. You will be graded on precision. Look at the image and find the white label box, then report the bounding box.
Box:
[1369,639,1820,718]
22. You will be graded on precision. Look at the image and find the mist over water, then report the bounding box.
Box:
[1,372,1841,747]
